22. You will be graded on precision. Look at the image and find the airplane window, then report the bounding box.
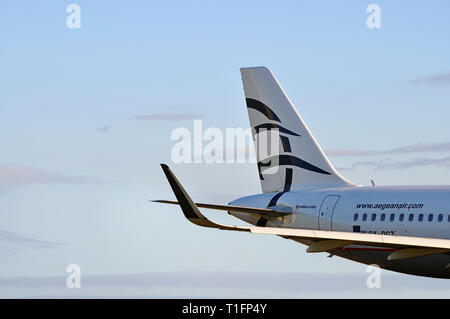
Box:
[390,213,395,222]
[408,214,414,222]
[399,213,404,222]
[353,213,358,221]
[362,213,367,221]
[448,214,450,222]
[438,214,443,222]
[381,213,385,221]
[371,213,376,221]
[418,214,424,222]
[428,214,433,222]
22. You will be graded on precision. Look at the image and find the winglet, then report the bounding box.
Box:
[159,164,250,232]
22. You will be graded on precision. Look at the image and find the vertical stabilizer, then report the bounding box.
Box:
[240,66,354,192]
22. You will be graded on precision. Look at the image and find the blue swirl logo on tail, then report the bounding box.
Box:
[246,98,331,207]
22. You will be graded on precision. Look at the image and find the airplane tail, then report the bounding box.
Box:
[240,66,355,192]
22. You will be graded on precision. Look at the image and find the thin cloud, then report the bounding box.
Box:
[326,142,450,157]
[96,125,110,132]
[412,72,450,84]
[375,156,450,171]
[130,113,204,121]
[337,156,450,171]
[336,159,392,172]
[0,229,64,249]
[0,164,94,186]
[0,272,448,292]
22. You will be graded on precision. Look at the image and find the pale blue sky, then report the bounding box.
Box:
[1,1,450,297]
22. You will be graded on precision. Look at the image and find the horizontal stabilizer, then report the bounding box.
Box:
[152,200,291,217]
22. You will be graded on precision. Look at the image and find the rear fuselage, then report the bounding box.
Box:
[230,185,450,278]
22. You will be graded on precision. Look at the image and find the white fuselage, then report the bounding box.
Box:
[230,185,450,278]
